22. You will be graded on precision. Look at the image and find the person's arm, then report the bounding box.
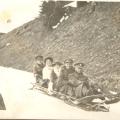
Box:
[50,70,57,83]
[57,67,65,87]
[68,75,75,85]
[42,67,46,80]
[33,65,38,77]
[58,67,65,81]
[82,76,90,88]
[68,74,82,87]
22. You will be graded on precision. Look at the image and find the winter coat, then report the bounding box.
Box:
[67,72,90,98]
[57,66,75,93]
[33,63,44,83]
[33,62,44,79]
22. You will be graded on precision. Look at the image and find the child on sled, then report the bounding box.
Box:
[42,57,55,95]
[56,59,75,99]
[33,55,44,83]
[67,63,90,98]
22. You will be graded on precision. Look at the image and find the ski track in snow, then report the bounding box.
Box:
[0,66,120,119]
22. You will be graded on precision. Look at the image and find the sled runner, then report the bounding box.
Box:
[64,98,109,112]
[30,82,76,99]
[30,82,120,112]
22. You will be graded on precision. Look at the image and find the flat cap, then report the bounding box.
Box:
[64,59,73,63]
[74,63,85,67]
[35,55,43,60]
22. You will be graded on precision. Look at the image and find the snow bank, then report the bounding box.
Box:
[0,66,120,119]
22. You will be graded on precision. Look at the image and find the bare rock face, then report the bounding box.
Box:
[0,94,6,110]
[0,2,120,90]
[0,33,5,36]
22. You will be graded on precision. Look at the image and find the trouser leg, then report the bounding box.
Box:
[75,84,89,98]
[42,79,49,88]
[35,75,40,83]
[75,84,83,98]
[35,75,43,83]
[48,82,53,93]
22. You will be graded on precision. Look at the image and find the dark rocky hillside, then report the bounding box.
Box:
[0,2,120,91]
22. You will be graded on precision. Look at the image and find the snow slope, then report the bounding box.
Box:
[0,66,120,119]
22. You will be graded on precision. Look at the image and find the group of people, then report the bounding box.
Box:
[33,55,97,99]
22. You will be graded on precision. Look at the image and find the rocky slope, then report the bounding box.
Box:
[0,2,120,90]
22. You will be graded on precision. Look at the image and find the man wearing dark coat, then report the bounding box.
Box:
[67,63,90,98]
[57,59,75,94]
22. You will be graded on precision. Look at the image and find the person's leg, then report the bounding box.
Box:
[66,85,72,96]
[35,75,40,83]
[48,81,53,95]
[64,84,71,95]
[53,79,59,91]
[75,84,83,98]
[55,80,63,92]
[60,81,69,95]
[82,85,89,97]
[41,79,49,88]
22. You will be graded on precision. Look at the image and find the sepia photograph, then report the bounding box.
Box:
[0,0,120,119]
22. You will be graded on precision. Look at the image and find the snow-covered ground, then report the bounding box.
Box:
[0,66,120,119]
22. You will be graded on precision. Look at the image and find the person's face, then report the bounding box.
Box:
[46,59,52,67]
[65,62,72,69]
[75,66,83,73]
[36,58,43,64]
[54,65,60,71]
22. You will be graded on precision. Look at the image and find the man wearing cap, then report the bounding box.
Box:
[67,63,90,98]
[56,59,75,94]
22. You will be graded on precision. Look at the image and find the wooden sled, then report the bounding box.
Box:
[29,83,120,112]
